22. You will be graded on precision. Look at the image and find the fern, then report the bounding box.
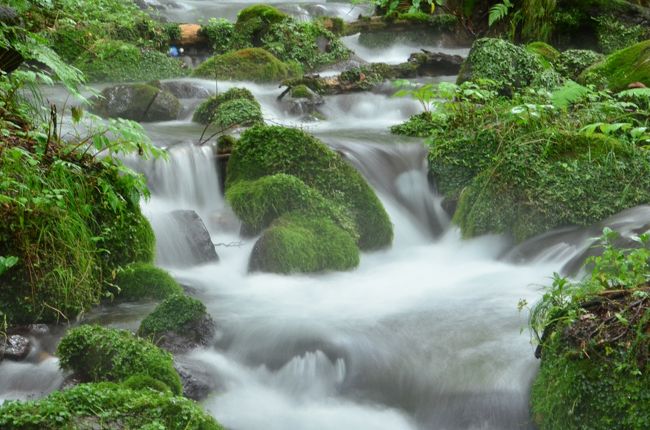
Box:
[550,81,591,109]
[489,0,514,27]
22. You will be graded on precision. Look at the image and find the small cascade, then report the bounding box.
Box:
[325,136,448,238]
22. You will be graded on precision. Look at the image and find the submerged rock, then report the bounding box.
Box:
[175,359,216,400]
[90,84,181,122]
[159,80,211,99]
[280,84,325,117]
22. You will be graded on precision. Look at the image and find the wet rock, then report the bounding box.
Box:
[159,80,210,99]
[280,84,325,118]
[153,311,216,354]
[90,84,181,122]
[1,334,31,361]
[170,210,219,264]
[174,359,215,401]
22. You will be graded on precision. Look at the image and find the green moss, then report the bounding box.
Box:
[581,40,650,91]
[526,41,560,68]
[226,173,356,237]
[232,4,288,48]
[213,98,263,129]
[74,40,187,83]
[200,18,234,54]
[192,87,256,125]
[290,84,314,99]
[390,111,440,137]
[249,212,359,274]
[192,48,300,83]
[0,382,223,429]
[227,125,393,250]
[113,262,182,301]
[457,38,552,91]
[138,294,207,339]
[123,374,172,393]
[531,327,650,430]
[236,4,288,28]
[217,134,237,154]
[57,325,183,395]
[556,49,603,81]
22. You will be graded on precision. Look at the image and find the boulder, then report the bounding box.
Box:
[191,48,300,83]
[159,80,210,99]
[580,39,650,91]
[138,294,216,354]
[175,358,216,400]
[169,210,219,264]
[280,84,325,117]
[1,334,31,361]
[113,262,183,301]
[91,84,181,122]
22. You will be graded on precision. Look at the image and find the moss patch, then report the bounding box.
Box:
[192,87,257,125]
[74,40,187,83]
[113,262,183,301]
[227,125,393,250]
[57,325,182,394]
[0,382,223,429]
[526,41,560,68]
[581,39,650,91]
[249,212,359,274]
[138,294,208,340]
[192,48,300,83]
[213,98,263,129]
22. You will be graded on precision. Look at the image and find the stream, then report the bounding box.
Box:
[1,2,649,429]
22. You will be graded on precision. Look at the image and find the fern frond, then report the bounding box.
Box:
[550,81,591,109]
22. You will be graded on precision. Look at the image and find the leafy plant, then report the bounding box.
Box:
[488,0,514,27]
[0,256,18,277]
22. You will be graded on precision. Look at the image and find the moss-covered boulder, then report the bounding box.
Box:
[0,382,223,429]
[213,98,263,129]
[249,213,359,273]
[192,48,299,83]
[113,262,183,301]
[581,39,650,91]
[226,173,356,237]
[457,38,556,91]
[227,125,393,250]
[233,4,288,46]
[90,83,182,122]
[74,40,187,83]
[138,294,215,353]
[192,87,257,124]
[57,325,182,394]
[555,49,603,81]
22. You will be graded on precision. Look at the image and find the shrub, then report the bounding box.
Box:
[581,40,650,91]
[57,325,183,394]
[138,294,210,341]
[200,18,234,54]
[226,173,356,236]
[232,4,288,47]
[192,48,300,83]
[555,49,603,81]
[227,125,393,250]
[249,213,359,273]
[192,87,257,124]
[595,15,645,54]
[74,40,187,83]
[390,111,440,137]
[0,382,223,429]
[113,262,183,301]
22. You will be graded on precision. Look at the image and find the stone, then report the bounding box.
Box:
[90,84,181,122]
[159,81,210,99]
[174,359,215,401]
[1,334,31,361]
[170,210,219,265]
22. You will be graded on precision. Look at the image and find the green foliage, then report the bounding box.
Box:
[595,15,645,54]
[249,212,360,274]
[226,173,356,237]
[530,232,650,429]
[390,111,440,137]
[123,374,172,394]
[457,38,557,92]
[213,98,263,130]
[57,325,182,395]
[227,125,393,250]
[581,40,650,92]
[74,40,187,83]
[555,49,603,81]
[261,20,350,71]
[0,382,223,429]
[113,263,182,301]
[231,4,288,48]
[192,48,300,83]
[0,256,18,277]
[488,0,513,27]
[138,294,207,339]
[192,87,256,125]
[526,41,560,67]
[200,18,234,55]
[290,84,314,99]
[424,82,650,242]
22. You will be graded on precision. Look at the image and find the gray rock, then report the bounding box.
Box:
[281,86,325,118]
[170,210,220,265]
[160,81,210,99]
[1,334,31,361]
[90,84,181,122]
[155,312,216,354]
[174,359,215,401]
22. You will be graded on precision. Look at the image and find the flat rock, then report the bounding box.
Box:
[1,334,31,361]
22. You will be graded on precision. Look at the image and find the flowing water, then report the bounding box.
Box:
[3,3,650,429]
